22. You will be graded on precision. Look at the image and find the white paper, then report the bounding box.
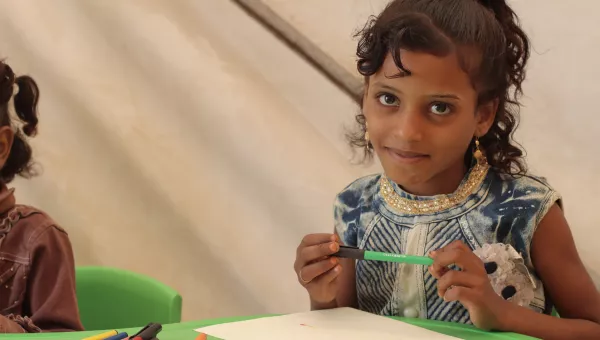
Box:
[195,307,461,340]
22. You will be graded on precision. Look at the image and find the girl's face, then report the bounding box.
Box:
[363,51,495,195]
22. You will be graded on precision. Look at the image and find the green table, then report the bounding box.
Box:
[1,315,538,339]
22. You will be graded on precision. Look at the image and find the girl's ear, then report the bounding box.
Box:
[0,126,14,169]
[360,81,370,114]
[362,81,370,103]
[475,98,498,136]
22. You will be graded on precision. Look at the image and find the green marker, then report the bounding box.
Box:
[335,245,433,266]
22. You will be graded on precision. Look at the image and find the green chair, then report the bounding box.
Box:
[76,266,182,331]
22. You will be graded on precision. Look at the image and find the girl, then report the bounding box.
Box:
[293,1,600,339]
[0,60,83,332]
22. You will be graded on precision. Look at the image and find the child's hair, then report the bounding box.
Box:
[349,0,530,175]
[0,60,40,183]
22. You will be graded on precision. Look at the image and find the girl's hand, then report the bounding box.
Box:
[294,233,343,306]
[429,240,510,331]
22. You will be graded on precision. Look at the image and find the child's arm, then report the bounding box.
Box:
[296,232,357,311]
[309,256,357,310]
[329,231,358,310]
[499,204,600,339]
[0,316,29,333]
[332,257,358,309]
[432,204,600,339]
[23,225,84,332]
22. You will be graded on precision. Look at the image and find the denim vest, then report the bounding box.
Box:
[334,167,561,324]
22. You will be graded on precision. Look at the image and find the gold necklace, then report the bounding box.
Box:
[379,163,489,215]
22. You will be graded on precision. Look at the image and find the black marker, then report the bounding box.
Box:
[131,322,162,340]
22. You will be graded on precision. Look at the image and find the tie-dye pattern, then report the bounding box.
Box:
[333,169,561,324]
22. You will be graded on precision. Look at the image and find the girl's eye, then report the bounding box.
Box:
[430,102,451,115]
[377,93,399,107]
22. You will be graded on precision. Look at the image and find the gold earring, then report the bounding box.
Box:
[473,136,485,165]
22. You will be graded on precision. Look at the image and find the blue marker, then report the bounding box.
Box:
[103,332,129,340]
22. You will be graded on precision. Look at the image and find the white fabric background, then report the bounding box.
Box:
[0,0,597,321]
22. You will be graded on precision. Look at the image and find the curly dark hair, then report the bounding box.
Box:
[0,60,40,183]
[348,0,530,175]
